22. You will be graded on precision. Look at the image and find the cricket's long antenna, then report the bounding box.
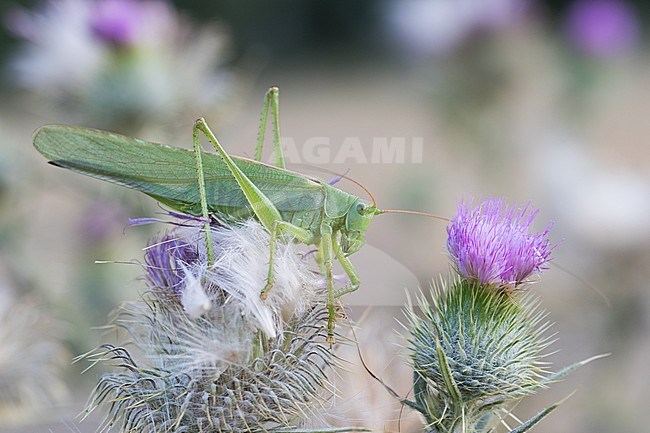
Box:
[551,261,611,307]
[346,175,377,207]
[380,209,450,222]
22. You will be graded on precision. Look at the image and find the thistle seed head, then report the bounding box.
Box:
[143,218,320,338]
[85,300,332,433]
[83,217,335,433]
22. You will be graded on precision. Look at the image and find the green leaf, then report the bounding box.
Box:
[507,404,558,433]
[542,353,609,384]
[507,391,575,433]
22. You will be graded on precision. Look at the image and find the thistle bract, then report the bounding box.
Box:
[407,278,552,432]
[446,198,554,289]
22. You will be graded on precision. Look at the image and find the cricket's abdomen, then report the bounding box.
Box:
[206,205,325,241]
[282,209,325,235]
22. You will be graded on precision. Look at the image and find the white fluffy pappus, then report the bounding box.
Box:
[178,219,321,339]
[177,262,212,319]
[121,298,253,375]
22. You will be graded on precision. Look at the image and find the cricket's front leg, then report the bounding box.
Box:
[319,224,337,344]
[261,220,312,300]
[332,236,360,298]
[192,122,216,265]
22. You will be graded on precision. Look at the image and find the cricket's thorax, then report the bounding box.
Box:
[327,187,378,256]
[279,184,356,241]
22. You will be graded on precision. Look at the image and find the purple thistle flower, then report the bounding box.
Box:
[446,198,554,288]
[90,0,143,45]
[565,0,640,58]
[144,232,199,296]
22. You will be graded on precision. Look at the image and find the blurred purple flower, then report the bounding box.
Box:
[446,198,554,288]
[80,201,127,243]
[144,232,199,296]
[565,0,639,58]
[385,0,531,59]
[3,0,230,126]
[90,0,142,45]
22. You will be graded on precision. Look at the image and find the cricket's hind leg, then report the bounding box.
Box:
[254,87,286,169]
[194,118,313,302]
[318,224,338,344]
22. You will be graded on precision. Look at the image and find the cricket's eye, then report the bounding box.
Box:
[356,202,366,213]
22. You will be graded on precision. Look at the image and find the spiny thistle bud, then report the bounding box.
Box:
[404,197,597,433]
[81,217,359,433]
[406,279,551,432]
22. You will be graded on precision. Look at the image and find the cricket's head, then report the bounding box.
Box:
[341,199,381,255]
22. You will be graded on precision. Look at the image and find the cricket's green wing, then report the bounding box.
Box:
[33,125,326,217]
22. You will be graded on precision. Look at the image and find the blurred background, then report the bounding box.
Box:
[0,0,648,432]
